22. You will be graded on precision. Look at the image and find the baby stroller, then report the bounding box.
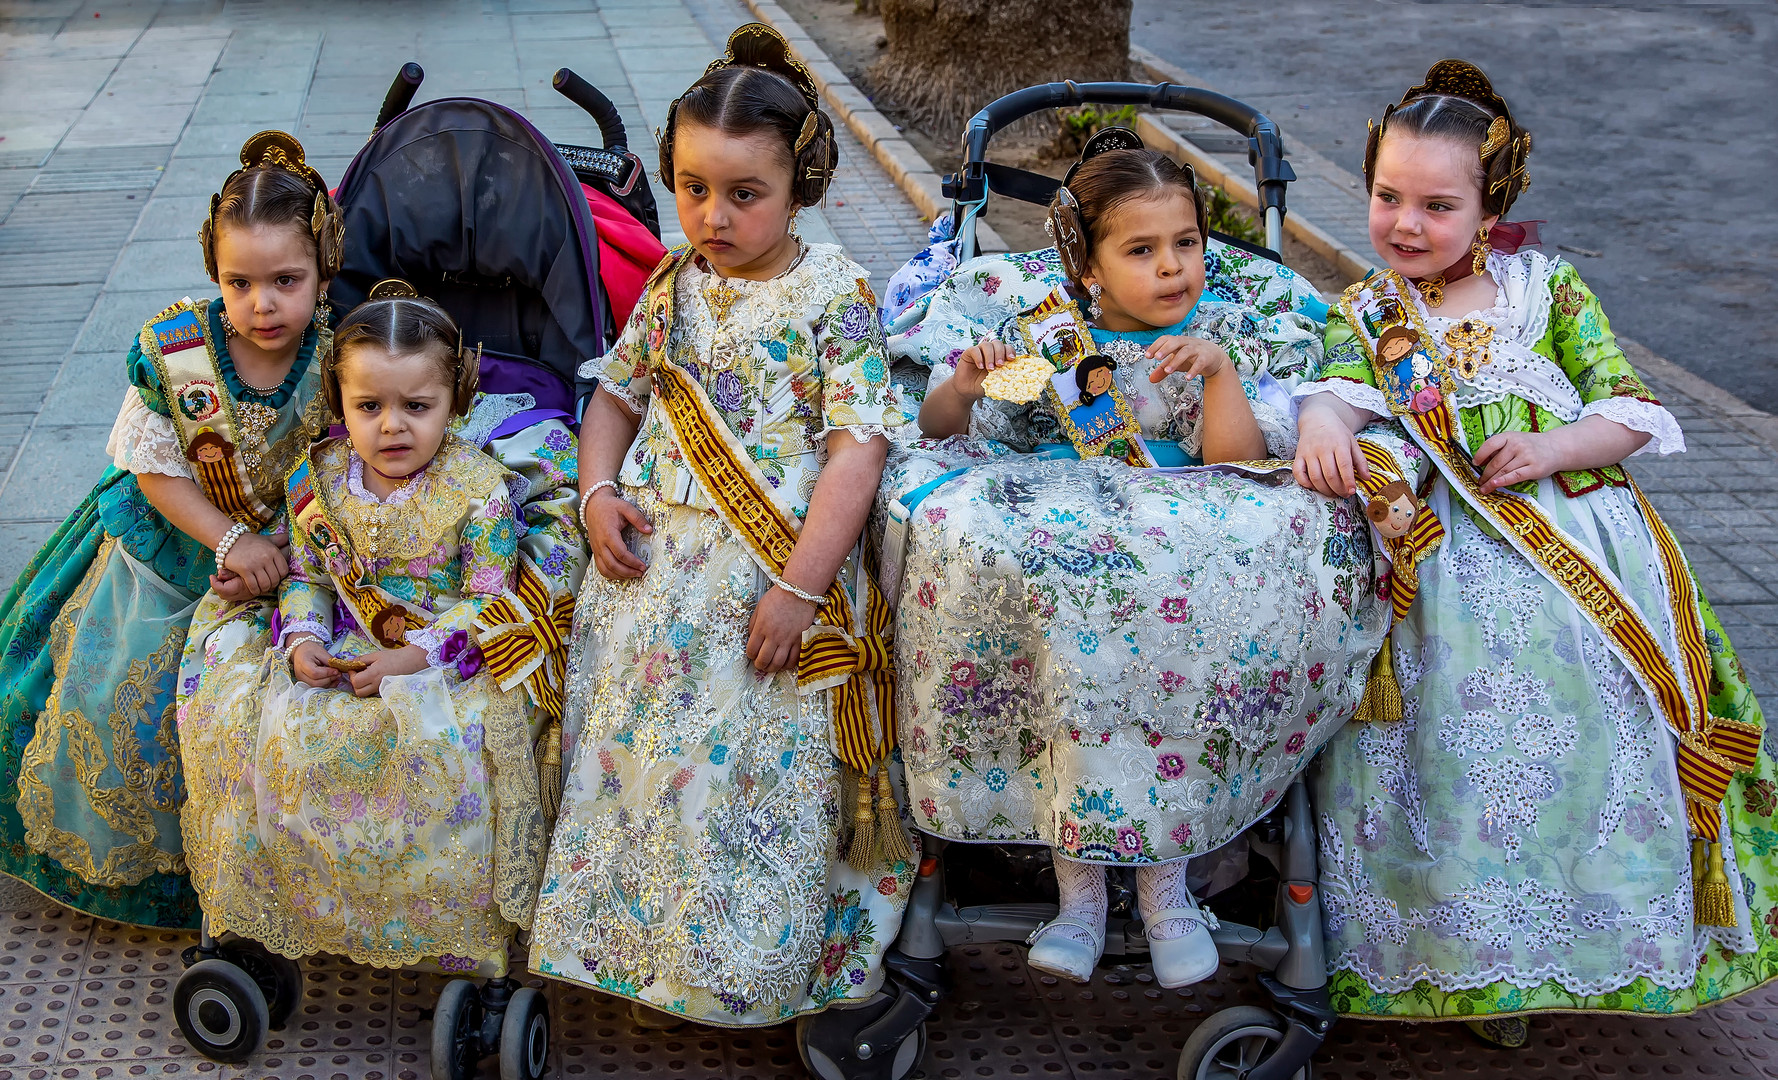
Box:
[170,64,664,1080]
[796,83,1341,1080]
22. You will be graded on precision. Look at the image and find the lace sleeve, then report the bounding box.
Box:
[1579,397,1685,456]
[107,389,193,479]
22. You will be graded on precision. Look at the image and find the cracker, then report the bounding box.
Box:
[980,354,1055,404]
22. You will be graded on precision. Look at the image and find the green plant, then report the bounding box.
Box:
[1200,182,1264,245]
[1052,104,1140,157]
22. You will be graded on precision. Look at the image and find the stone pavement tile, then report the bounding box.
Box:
[102,237,209,293]
[188,89,309,129]
[35,354,129,429]
[0,109,82,162]
[0,54,114,109]
[73,288,187,356]
[0,423,112,524]
[146,152,237,196]
[510,11,608,40]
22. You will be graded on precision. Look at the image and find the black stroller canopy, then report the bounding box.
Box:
[332,98,606,411]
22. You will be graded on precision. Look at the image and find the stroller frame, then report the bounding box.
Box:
[797,83,1331,1080]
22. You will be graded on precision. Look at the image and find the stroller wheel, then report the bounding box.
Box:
[498,986,550,1080]
[174,958,270,1064]
[1177,1005,1308,1080]
[430,978,484,1080]
[219,937,303,1030]
[795,998,928,1080]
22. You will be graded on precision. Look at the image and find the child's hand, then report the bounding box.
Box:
[1474,431,1563,493]
[288,637,339,689]
[1294,407,1370,498]
[1147,336,1230,382]
[583,486,652,581]
[222,531,289,597]
[949,340,1015,401]
[746,585,820,674]
[349,644,429,698]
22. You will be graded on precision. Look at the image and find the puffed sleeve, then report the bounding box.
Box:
[406,481,521,669]
[579,292,651,417]
[1542,262,1683,456]
[485,419,585,600]
[1294,306,1389,419]
[814,280,909,443]
[108,340,195,479]
[277,511,337,650]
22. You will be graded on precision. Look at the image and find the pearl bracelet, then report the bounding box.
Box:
[213,522,250,569]
[770,573,827,607]
[579,480,619,531]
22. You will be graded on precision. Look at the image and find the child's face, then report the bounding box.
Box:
[1081,188,1206,333]
[337,344,453,483]
[1368,133,1499,280]
[214,221,322,361]
[672,121,802,281]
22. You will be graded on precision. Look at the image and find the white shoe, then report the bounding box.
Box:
[1025,917,1105,983]
[1145,904,1220,988]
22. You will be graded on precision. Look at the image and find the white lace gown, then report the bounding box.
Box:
[527,246,917,1026]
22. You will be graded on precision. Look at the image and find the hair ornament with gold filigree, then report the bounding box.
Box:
[1362,59,1532,217]
[200,130,344,281]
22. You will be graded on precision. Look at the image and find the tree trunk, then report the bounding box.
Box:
[867,0,1132,134]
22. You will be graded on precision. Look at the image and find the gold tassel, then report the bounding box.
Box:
[1354,634,1404,723]
[535,719,564,826]
[1695,838,1736,927]
[875,767,912,866]
[846,767,877,873]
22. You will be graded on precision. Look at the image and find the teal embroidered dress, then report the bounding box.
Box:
[0,298,325,927]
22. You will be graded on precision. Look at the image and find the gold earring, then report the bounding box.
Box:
[1471,225,1490,278]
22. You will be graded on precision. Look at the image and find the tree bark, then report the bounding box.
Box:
[868,0,1132,134]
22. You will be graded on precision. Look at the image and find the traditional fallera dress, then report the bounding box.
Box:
[880,268,1389,868]
[0,298,328,927]
[528,243,914,1026]
[176,434,550,973]
[1307,250,1777,1018]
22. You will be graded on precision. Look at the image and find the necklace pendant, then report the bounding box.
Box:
[1443,319,1495,381]
[706,277,741,322]
[1417,275,1446,307]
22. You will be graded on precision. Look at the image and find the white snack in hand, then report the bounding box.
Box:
[980,354,1056,404]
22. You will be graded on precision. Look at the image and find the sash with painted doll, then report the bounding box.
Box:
[1341,267,1760,919]
[1006,290,1155,468]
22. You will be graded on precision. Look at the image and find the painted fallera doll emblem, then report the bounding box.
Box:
[1375,324,1442,413]
[1366,478,1419,539]
[185,426,235,464]
[369,605,411,650]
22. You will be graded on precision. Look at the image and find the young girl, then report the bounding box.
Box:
[1295,60,1776,1045]
[0,132,338,927]
[897,133,1387,988]
[526,23,912,1026]
[176,284,546,973]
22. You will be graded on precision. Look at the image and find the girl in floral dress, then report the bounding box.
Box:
[899,131,1388,988]
[177,286,546,973]
[526,24,912,1027]
[1295,60,1775,1045]
[0,132,339,926]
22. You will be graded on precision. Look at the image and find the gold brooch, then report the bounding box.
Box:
[1443,319,1495,380]
[705,276,741,323]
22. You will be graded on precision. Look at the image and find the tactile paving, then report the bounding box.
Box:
[0,903,1770,1079]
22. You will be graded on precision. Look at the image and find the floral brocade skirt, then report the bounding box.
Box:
[177,596,545,973]
[881,440,1388,865]
[528,485,913,1027]
[1313,479,1778,1018]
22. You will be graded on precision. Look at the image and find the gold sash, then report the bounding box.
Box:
[1341,271,1759,922]
[637,250,904,868]
[140,299,277,527]
[285,450,433,650]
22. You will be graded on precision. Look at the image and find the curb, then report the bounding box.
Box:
[739,0,1007,253]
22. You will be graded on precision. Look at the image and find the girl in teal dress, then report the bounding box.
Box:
[1295,61,1776,1045]
[0,132,341,927]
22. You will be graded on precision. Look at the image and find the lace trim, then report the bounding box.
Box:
[1494,250,1558,347]
[1298,379,1389,419]
[1580,398,1685,456]
[276,615,330,651]
[107,390,194,479]
[600,377,645,416]
[346,452,425,505]
[822,423,893,446]
[456,393,537,449]
[406,624,457,668]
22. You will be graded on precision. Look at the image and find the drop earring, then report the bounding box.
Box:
[789,210,803,243]
[1087,282,1103,321]
[1471,225,1490,278]
[312,291,330,330]
[220,311,237,339]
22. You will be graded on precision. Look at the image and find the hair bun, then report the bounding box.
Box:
[710,22,820,108]
[1403,59,1510,119]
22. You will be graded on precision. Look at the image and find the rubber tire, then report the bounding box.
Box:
[175,958,270,1064]
[221,938,303,1030]
[430,978,484,1080]
[1177,1005,1307,1080]
[498,986,550,1080]
[795,1009,928,1080]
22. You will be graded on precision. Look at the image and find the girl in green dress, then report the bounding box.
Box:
[0,132,340,927]
[1295,60,1775,1045]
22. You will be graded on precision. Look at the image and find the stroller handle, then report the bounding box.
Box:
[554,68,629,151]
[959,81,1294,219]
[374,63,424,133]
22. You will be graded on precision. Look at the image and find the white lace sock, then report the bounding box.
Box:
[1048,856,1109,948]
[1136,861,1199,940]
